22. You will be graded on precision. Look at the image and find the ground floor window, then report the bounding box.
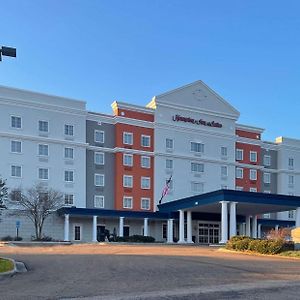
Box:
[162,223,167,239]
[198,222,220,244]
[74,225,81,241]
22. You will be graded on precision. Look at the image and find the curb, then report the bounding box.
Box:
[0,257,17,277]
[0,257,27,277]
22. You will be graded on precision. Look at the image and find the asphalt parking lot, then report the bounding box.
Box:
[1,243,300,299]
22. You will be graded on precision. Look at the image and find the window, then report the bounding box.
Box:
[250,151,257,162]
[141,177,151,189]
[264,155,271,166]
[191,162,204,173]
[65,170,74,182]
[288,210,295,219]
[141,135,150,147]
[94,130,104,143]
[123,196,133,209]
[288,158,294,169]
[264,172,271,184]
[221,166,228,177]
[11,140,21,153]
[141,156,150,168]
[123,154,133,166]
[221,146,227,157]
[74,225,81,241]
[191,142,204,153]
[250,169,257,181]
[123,175,133,188]
[236,149,243,161]
[141,198,150,210]
[235,186,243,191]
[264,190,271,194]
[64,147,74,159]
[38,144,49,156]
[288,175,294,186]
[191,182,204,193]
[166,138,174,150]
[64,124,74,136]
[11,190,21,201]
[95,152,105,165]
[123,132,133,145]
[221,185,228,189]
[236,167,243,179]
[166,159,173,169]
[263,213,271,219]
[38,168,49,180]
[11,165,21,177]
[94,195,104,208]
[94,174,104,186]
[65,194,74,205]
[11,116,21,129]
[162,223,167,239]
[39,120,48,132]
[250,187,257,192]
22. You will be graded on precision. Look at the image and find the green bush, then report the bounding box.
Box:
[115,235,155,243]
[1,235,23,241]
[226,236,293,255]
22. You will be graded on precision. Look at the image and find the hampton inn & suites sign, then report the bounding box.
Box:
[172,114,223,128]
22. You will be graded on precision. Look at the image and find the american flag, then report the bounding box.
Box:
[158,175,172,205]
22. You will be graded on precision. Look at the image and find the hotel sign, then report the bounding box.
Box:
[172,114,222,128]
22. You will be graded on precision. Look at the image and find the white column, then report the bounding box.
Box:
[187,211,193,243]
[167,219,174,243]
[92,215,97,242]
[220,201,229,243]
[119,217,124,237]
[252,215,258,238]
[239,223,244,236]
[258,224,262,238]
[246,216,251,237]
[144,218,149,236]
[229,202,237,238]
[296,208,300,227]
[64,214,69,241]
[275,224,279,232]
[178,210,185,243]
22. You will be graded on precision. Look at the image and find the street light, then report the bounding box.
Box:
[0,46,16,61]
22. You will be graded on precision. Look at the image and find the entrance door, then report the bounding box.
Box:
[198,222,220,244]
[97,225,105,242]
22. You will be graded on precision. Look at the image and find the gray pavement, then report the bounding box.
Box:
[1,249,300,299]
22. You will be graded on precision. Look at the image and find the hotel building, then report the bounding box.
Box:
[1,81,300,243]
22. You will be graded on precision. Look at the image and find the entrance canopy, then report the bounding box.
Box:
[158,189,300,216]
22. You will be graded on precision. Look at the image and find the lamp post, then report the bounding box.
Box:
[0,46,16,61]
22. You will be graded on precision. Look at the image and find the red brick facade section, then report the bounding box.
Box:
[114,108,154,122]
[114,122,154,212]
[235,142,261,192]
[236,129,261,140]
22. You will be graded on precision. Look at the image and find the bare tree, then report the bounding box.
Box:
[10,183,63,240]
[0,177,8,209]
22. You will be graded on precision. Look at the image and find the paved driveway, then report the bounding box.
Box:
[1,244,300,299]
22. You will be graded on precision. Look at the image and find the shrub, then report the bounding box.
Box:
[32,235,53,242]
[1,235,23,241]
[115,235,155,243]
[1,235,13,241]
[226,235,294,254]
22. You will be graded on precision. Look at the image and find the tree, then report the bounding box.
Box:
[10,183,63,240]
[0,178,8,218]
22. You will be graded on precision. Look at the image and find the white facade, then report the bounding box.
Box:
[0,85,87,208]
[147,81,240,207]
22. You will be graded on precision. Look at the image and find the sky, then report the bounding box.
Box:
[1,0,300,141]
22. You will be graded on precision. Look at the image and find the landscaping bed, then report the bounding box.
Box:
[0,258,14,273]
[226,236,294,255]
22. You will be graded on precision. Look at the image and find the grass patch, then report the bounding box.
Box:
[0,258,14,273]
[280,251,300,258]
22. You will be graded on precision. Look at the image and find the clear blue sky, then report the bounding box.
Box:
[1,0,300,141]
